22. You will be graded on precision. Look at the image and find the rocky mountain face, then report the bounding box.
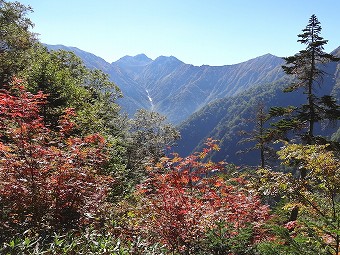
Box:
[45,44,285,124]
[113,53,286,124]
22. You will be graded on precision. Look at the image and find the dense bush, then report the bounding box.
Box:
[0,80,113,240]
[132,140,270,254]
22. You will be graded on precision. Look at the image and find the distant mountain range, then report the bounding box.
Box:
[45,44,285,124]
[45,44,340,165]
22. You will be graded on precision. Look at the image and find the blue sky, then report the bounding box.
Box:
[20,0,340,66]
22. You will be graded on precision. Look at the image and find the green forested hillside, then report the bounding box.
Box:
[178,50,340,166]
[177,78,296,165]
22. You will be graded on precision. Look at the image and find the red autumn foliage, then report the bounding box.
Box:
[0,79,113,235]
[138,139,270,254]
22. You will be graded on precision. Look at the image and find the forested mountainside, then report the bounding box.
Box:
[46,44,285,124]
[178,46,340,165]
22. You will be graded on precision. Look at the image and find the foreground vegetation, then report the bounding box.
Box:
[0,1,339,254]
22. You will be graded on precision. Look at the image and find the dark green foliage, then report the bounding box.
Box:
[257,224,331,255]
[21,44,122,134]
[123,109,180,190]
[0,0,36,85]
[318,95,340,123]
[197,221,256,255]
[268,106,306,140]
[128,109,180,163]
[269,106,295,117]
[238,102,276,168]
[0,227,168,255]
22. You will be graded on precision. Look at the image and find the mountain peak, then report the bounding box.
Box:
[134,53,152,62]
[331,46,340,57]
[235,53,283,67]
[115,54,152,67]
[154,55,183,64]
[253,53,279,60]
[262,53,276,58]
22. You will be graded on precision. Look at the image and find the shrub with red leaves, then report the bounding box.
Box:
[137,139,270,254]
[0,79,113,237]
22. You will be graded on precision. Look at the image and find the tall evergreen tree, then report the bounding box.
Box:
[271,14,340,224]
[281,14,340,144]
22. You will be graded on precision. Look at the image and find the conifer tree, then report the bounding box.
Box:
[280,14,340,144]
[238,102,275,168]
[271,14,340,225]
